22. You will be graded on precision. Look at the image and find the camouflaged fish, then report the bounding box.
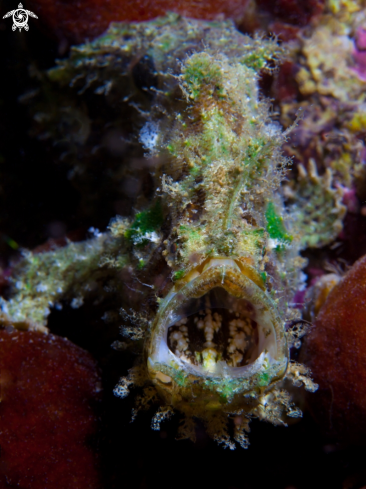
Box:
[2,15,346,448]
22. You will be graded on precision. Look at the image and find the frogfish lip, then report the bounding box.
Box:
[146,257,288,410]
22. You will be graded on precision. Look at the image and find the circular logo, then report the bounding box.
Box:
[3,3,38,32]
[13,8,28,30]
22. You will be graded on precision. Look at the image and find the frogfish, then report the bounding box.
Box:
[5,14,346,448]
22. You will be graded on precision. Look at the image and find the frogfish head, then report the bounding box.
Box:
[146,256,288,416]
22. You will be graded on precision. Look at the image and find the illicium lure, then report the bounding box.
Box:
[7,15,346,448]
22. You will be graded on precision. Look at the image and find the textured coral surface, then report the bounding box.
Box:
[256,0,324,26]
[0,330,101,489]
[27,0,249,43]
[301,255,366,443]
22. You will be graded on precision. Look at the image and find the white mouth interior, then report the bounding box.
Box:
[152,287,279,378]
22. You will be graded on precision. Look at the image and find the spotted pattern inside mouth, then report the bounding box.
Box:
[166,288,261,369]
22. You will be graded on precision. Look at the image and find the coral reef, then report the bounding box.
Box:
[0,328,102,488]
[256,0,325,26]
[2,13,349,448]
[25,0,328,45]
[300,254,366,443]
[278,0,366,193]
[26,0,250,43]
[239,0,325,40]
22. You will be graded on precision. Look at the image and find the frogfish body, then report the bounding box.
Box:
[12,14,346,447]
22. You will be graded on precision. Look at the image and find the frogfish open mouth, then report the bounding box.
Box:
[148,256,287,412]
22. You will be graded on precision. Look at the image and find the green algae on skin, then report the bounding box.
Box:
[2,14,347,448]
[0,233,129,330]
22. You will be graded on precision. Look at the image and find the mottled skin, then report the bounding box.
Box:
[1,15,345,446]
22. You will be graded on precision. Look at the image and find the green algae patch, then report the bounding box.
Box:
[173,370,188,387]
[257,372,270,387]
[260,271,267,283]
[173,270,185,281]
[241,52,266,70]
[265,202,292,243]
[166,143,176,155]
[125,201,163,246]
[137,259,146,270]
[182,53,224,100]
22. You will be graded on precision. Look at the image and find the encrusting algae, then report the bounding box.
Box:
[1,14,347,448]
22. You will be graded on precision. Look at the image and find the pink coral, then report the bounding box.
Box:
[352,27,366,82]
[0,329,102,488]
[300,254,366,442]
